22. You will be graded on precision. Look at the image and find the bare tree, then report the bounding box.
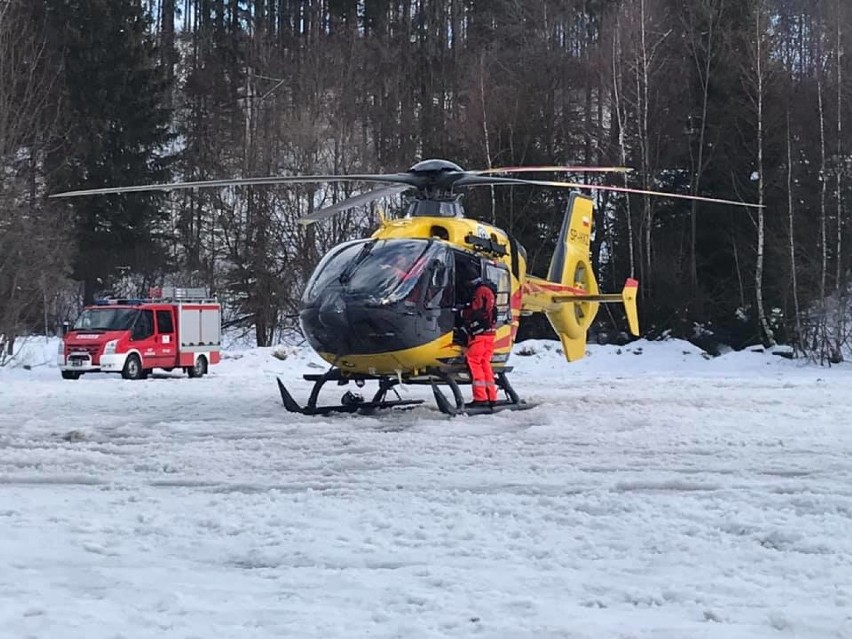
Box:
[741,0,775,345]
[680,0,726,289]
[611,7,636,280]
[786,110,803,352]
[817,40,829,305]
[0,1,67,362]
[834,1,844,290]
[627,0,671,299]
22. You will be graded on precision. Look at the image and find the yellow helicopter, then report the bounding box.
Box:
[53,159,759,416]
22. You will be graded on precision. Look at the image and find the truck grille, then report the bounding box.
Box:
[67,344,100,358]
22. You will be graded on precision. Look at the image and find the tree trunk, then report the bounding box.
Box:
[817,57,828,303]
[683,0,725,290]
[639,0,653,297]
[612,11,635,279]
[835,12,844,291]
[753,1,774,346]
[786,111,803,352]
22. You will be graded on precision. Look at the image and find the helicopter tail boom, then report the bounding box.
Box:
[550,278,639,337]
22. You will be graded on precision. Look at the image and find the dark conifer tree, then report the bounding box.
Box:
[46,0,174,304]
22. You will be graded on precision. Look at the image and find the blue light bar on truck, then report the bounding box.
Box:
[94,298,145,306]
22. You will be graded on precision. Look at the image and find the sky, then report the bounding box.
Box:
[1,337,851,638]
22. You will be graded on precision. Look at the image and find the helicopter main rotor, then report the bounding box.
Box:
[50,158,761,225]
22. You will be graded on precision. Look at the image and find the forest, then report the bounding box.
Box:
[1,0,851,360]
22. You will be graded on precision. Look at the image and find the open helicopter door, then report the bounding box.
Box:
[451,254,509,314]
[482,260,512,328]
[449,253,508,336]
[416,250,454,338]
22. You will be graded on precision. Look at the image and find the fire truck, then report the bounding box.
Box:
[58,287,221,380]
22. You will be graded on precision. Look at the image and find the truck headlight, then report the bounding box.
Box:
[103,339,118,354]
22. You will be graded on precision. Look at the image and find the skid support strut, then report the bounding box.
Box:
[431,370,533,416]
[276,370,423,415]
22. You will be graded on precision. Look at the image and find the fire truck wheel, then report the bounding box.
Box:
[121,354,144,380]
[61,371,81,380]
[187,355,208,379]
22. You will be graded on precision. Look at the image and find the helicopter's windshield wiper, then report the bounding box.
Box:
[338,240,376,284]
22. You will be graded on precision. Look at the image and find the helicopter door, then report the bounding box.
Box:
[483,261,511,327]
[417,253,453,337]
[453,254,481,308]
[424,255,452,310]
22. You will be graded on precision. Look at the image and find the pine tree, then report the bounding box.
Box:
[46,0,174,304]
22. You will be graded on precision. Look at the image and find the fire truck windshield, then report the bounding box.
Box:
[73,308,139,331]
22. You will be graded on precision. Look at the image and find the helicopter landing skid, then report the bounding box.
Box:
[431,371,533,416]
[276,375,424,416]
[276,368,526,417]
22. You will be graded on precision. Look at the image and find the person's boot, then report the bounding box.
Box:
[464,400,489,409]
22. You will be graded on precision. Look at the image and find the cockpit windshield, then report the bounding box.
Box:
[304,239,442,303]
[73,308,139,331]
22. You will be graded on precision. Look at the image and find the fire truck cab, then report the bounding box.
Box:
[59,287,221,380]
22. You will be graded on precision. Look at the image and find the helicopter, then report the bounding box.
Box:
[52,159,760,416]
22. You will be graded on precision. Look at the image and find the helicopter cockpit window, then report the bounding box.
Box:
[304,239,444,304]
[303,241,366,303]
[347,240,440,301]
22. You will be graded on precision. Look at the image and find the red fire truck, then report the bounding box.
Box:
[58,287,221,380]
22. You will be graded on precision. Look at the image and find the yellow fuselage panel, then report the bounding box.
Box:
[371,216,520,276]
[317,322,516,376]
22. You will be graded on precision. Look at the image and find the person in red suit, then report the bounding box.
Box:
[460,266,498,408]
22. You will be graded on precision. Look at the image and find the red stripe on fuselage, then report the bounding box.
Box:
[522,281,586,295]
[493,335,512,350]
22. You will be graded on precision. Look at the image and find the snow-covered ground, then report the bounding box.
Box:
[1,338,851,638]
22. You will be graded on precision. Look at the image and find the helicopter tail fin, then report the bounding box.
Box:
[521,193,640,362]
[543,193,600,361]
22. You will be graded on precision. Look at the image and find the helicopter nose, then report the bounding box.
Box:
[312,293,353,353]
[301,288,451,360]
[318,293,347,330]
[302,291,405,357]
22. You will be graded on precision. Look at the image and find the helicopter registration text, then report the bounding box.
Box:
[569,228,590,244]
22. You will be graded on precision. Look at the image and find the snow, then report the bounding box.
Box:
[2,337,852,638]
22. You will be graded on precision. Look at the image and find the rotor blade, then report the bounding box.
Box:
[456,175,764,208]
[298,185,409,226]
[49,173,417,198]
[472,165,634,175]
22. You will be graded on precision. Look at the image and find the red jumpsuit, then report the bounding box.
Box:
[462,282,498,403]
